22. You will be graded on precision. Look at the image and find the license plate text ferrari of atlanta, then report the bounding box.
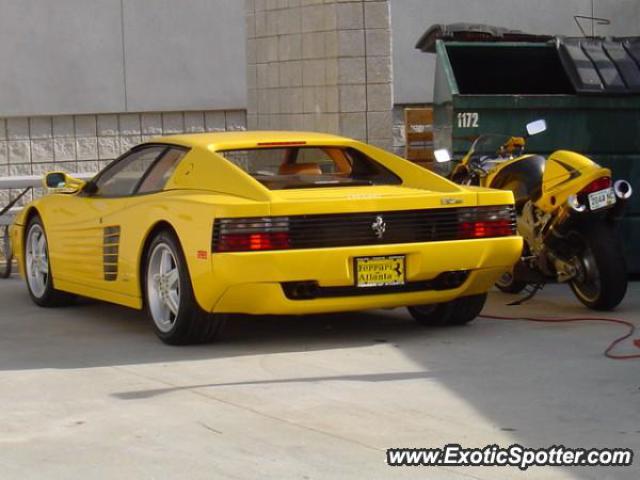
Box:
[355,256,405,287]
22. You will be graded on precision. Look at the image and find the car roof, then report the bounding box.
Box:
[153,131,355,151]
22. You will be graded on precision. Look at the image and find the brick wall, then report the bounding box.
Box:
[0,110,246,204]
[246,0,394,151]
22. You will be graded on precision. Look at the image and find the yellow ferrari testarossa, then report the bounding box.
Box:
[11,131,522,344]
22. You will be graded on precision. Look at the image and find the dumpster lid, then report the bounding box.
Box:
[415,23,552,53]
[557,37,640,93]
[416,23,640,95]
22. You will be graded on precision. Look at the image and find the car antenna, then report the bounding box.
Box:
[573,7,610,38]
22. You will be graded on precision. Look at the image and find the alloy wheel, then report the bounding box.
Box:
[147,243,181,333]
[26,224,49,298]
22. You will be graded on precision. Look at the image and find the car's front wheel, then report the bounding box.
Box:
[407,293,487,326]
[144,230,225,345]
[24,216,75,307]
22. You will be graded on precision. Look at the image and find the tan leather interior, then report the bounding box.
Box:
[278,162,322,175]
[324,148,352,174]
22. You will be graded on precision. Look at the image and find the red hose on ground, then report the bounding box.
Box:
[479,313,640,360]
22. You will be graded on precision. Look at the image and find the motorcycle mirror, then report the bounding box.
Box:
[526,119,547,136]
[434,149,451,163]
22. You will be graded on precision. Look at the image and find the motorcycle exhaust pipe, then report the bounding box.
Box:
[567,195,587,213]
[614,179,633,200]
[607,179,633,221]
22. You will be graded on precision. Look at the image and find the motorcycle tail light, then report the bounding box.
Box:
[457,207,516,239]
[213,217,291,252]
[579,176,611,195]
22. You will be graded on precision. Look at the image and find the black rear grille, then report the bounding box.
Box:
[289,209,459,248]
[212,205,516,251]
[282,271,470,299]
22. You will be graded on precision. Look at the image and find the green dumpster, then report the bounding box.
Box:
[417,24,640,273]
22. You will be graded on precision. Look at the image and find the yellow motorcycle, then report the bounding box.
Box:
[437,120,633,310]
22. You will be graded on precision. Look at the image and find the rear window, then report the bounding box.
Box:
[218,146,402,190]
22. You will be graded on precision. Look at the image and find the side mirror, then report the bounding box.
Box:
[434,149,452,163]
[43,172,86,193]
[44,172,67,189]
[526,119,547,136]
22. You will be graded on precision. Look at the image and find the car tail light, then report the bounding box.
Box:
[457,207,516,239]
[213,217,290,252]
[579,176,611,195]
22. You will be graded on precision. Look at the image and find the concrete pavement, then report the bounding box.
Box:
[0,277,638,480]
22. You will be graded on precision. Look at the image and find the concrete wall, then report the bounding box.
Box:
[0,0,246,116]
[391,0,640,104]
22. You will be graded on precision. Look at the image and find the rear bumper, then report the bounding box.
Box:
[193,236,522,315]
[212,267,508,315]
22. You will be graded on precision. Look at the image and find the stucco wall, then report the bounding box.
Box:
[0,0,246,116]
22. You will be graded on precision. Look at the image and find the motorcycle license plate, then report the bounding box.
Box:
[588,188,616,211]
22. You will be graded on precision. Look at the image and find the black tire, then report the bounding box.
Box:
[0,225,13,278]
[569,223,627,311]
[408,293,487,326]
[495,270,527,294]
[24,216,76,307]
[143,230,226,345]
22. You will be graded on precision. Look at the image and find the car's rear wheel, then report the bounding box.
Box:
[408,293,487,326]
[144,230,225,345]
[24,216,75,306]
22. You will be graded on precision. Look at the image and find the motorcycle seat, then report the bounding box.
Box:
[490,155,546,211]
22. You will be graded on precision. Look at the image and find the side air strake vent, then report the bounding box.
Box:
[103,226,121,281]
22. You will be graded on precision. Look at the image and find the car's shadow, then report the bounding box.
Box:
[0,278,427,371]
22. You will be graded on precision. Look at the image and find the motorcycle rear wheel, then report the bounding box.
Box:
[568,223,627,311]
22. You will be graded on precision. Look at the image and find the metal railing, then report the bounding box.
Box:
[0,173,96,226]
[0,173,96,277]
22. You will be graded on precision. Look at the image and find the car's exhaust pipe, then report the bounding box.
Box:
[614,179,632,200]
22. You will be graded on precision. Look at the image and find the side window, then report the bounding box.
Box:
[95,146,166,197]
[137,148,187,194]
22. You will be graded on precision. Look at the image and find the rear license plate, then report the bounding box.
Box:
[588,188,616,211]
[355,255,405,287]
